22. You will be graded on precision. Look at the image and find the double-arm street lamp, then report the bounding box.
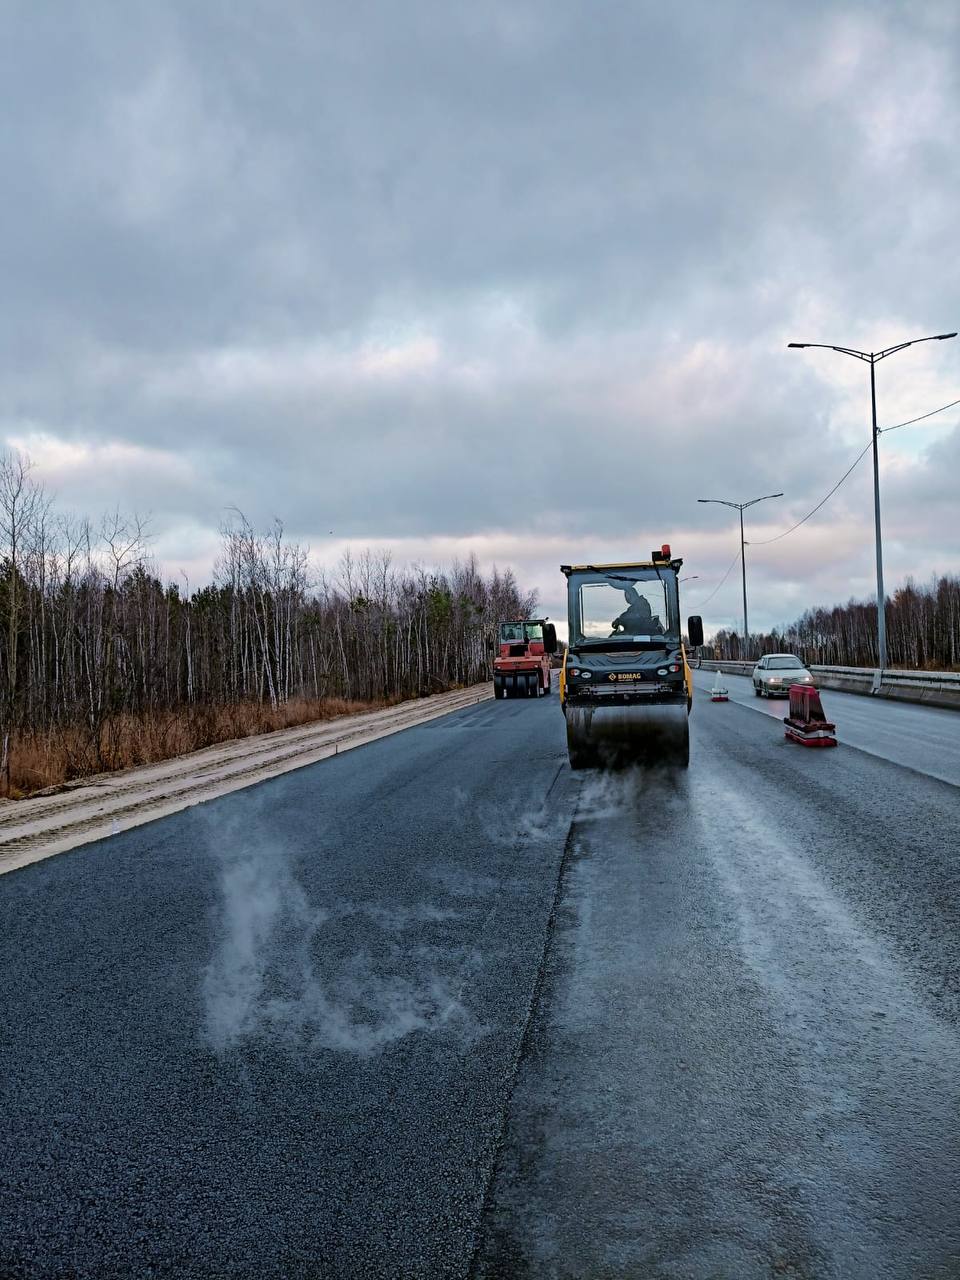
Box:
[788,332,957,671]
[697,493,783,659]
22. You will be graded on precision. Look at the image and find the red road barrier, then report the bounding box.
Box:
[784,684,837,748]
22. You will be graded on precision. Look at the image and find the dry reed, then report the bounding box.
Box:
[3,696,403,799]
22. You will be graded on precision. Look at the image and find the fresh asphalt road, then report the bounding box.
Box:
[3,679,960,1278]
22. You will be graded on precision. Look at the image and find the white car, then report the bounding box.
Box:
[752,653,814,698]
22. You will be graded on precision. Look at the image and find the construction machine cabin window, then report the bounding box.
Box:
[571,573,676,646]
[500,622,543,643]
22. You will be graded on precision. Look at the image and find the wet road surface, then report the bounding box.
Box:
[477,686,960,1278]
[693,668,960,786]
[2,679,960,1277]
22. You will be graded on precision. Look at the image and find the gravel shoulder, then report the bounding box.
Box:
[0,684,491,876]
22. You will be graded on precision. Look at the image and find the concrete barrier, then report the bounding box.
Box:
[698,660,960,711]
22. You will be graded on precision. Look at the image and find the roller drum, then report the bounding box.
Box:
[565,701,689,769]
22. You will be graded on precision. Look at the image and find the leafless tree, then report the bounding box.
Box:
[0,452,538,792]
[714,576,960,670]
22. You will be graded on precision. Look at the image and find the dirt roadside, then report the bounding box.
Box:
[0,684,493,877]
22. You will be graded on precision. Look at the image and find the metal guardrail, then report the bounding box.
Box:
[699,660,960,710]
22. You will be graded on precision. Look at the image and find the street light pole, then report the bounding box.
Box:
[869,359,886,672]
[788,332,956,672]
[739,505,748,649]
[697,492,783,659]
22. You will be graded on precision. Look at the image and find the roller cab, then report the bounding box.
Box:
[560,547,702,769]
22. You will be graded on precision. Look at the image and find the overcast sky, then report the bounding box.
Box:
[3,0,959,636]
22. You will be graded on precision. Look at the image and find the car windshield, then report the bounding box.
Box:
[768,656,802,669]
[570,570,676,646]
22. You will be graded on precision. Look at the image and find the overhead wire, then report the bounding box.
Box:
[748,394,960,547]
[748,440,872,545]
[879,396,960,435]
[689,548,742,609]
[690,393,959,607]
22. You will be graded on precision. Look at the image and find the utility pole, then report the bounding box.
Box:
[739,505,748,655]
[788,331,956,672]
[869,359,885,674]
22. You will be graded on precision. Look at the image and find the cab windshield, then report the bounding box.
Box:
[500,622,543,643]
[568,569,678,647]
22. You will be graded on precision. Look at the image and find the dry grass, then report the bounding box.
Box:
[3,696,404,799]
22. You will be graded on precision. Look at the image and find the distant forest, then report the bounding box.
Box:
[713,575,960,670]
[0,451,535,793]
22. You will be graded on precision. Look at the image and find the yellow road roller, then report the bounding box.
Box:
[560,546,704,769]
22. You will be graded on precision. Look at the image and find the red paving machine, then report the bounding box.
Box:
[784,684,838,748]
[494,619,558,699]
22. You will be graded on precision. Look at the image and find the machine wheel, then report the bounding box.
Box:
[504,674,516,698]
[494,675,505,699]
[528,672,539,697]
